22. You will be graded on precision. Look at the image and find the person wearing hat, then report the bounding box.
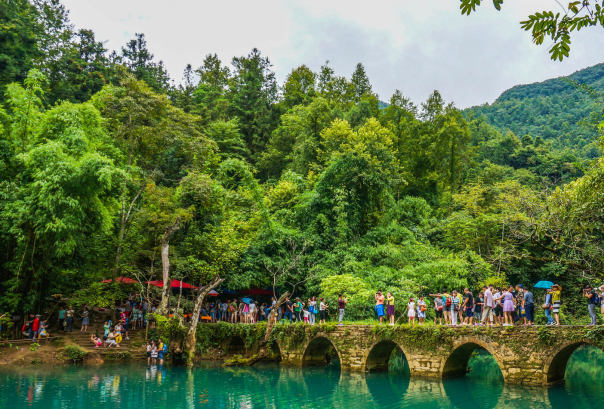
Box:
[407,298,416,326]
[294,298,304,322]
[547,284,562,325]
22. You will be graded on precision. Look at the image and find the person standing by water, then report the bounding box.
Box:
[543,289,555,325]
[284,297,293,323]
[474,292,484,326]
[319,298,328,324]
[522,287,535,326]
[407,298,416,326]
[417,296,426,325]
[500,286,516,326]
[548,284,562,325]
[58,306,65,332]
[428,290,449,325]
[584,285,597,326]
[386,292,395,326]
[433,295,443,325]
[450,291,460,326]
[294,298,304,322]
[308,297,317,325]
[481,285,494,327]
[462,288,474,326]
[338,295,347,326]
[375,291,385,324]
[80,307,89,332]
[65,306,74,333]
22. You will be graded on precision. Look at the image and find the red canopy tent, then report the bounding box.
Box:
[101,277,136,284]
[146,279,198,289]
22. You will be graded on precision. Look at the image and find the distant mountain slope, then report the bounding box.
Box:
[465,63,604,158]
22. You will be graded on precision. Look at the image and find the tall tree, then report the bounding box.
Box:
[228,48,279,163]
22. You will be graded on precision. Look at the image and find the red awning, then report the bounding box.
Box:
[101,277,135,284]
[146,279,198,289]
[238,288,274,296]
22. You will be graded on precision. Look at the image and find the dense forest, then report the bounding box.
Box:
[1,0,603,321]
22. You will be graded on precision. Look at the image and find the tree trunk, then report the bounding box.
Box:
[262,292,289,344]
[184,275,224,364]
[158,217,181,316]
[224,291,290,367]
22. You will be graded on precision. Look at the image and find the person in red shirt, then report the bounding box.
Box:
[32,315,40,339]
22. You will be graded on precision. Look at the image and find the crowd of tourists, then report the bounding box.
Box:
[18,283,604,342]
[203,282,604,327]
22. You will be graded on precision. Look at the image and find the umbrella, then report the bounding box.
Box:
[209,290,219,296]
[146,279,198,289]
[534,281,554,289]
[241,298,253,304]
[101,277,135,284]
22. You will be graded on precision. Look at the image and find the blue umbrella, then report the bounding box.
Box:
[534,281,554,289]
[241,298,253,304]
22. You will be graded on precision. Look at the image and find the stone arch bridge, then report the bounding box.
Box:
[222,325,602,386]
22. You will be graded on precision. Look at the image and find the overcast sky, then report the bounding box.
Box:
[61,0,604,109]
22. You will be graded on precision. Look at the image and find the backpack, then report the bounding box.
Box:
[593,292,600,305]
[163,344,168,353]
[445,296,452,307]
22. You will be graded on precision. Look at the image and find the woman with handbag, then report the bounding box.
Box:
[543,290,555,325]
[450,290,461,326]
[417,296,426,325]
[547,284,562,325]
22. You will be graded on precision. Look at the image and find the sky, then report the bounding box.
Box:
[61,0,604,109]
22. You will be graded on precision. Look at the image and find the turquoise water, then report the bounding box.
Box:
[0,346,602,408]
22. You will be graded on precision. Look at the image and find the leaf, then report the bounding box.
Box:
[493,0,503,11]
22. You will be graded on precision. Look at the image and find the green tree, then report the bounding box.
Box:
[228,48,279,162]
[460,0,604,60]
[282,64,317,109]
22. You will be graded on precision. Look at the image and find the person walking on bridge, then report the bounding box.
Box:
[338,294,347,326]
[375,291,385,324]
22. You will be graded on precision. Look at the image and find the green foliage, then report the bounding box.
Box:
[61,345,87,363]
[0,1,602,326]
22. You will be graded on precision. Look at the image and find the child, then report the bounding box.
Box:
[303,308,310,324]
[38,320,49,341]
[408,298,416,326]
[90,333,102,348]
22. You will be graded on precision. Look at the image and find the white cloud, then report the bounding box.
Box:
[61,0,604,108]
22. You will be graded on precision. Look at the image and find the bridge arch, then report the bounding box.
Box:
[364,339,409,372]
[226,336,248,358]
[302,336,341,366]
[543,339,602,385]
[441,338,505,378]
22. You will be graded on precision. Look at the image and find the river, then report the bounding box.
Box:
[0,346,602,408]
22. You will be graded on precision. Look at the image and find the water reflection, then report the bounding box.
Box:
[0,346,602,409]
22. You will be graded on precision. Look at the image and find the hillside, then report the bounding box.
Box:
[465,63,604,158]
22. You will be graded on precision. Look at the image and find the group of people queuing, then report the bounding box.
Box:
[201,296,332,325]
[371,283,604,327]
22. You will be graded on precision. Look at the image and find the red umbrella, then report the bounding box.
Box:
[101,277,135,284]
[146,279,198,289]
